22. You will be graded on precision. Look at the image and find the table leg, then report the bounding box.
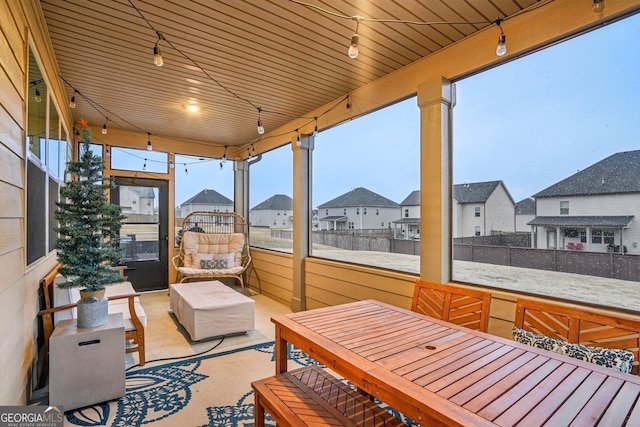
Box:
[275,326,288,374]
[254,392,265,427]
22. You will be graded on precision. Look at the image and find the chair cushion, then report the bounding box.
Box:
[182,232,244,268]
[512,327,634,374]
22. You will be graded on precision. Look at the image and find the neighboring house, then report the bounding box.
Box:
[250,194,293,229]
[317,187,399,231]
[312,209,319,229]
[453,180,515,237]
[176,189,233,218]
[394,190,420,239]
[529,150,639,254]
[119,186,155,215]
[515,198,536,232]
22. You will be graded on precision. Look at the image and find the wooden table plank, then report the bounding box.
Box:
[543,371,607,426]
[437,347,528,398]
[598,381,640,426]
[414,343,513,392]
[493,362,576,426]
[381,336,487,373]
[514,366,592,427]
[569,376,624,427]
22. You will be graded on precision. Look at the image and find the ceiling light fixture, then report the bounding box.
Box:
[257,107,265,135]
[186,102,199,112]
[494,19,507,57]
[296,129,301,147]
[592,0,605,13]
[69,90,77,108]
[102,117,109,134]
[147,132,153,151]
[348,16,362,59]
[153,31,165,66]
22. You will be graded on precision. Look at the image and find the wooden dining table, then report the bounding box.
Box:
[272,299,640,427]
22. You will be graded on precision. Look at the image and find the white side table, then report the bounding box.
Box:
[49,313,125,411]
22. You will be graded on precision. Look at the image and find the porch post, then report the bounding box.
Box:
[418,77,454,284]
[291,134,313,312]
[234,160,249,220]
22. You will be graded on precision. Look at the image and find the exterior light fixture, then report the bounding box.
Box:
[153,31,165,66]
[101,118,108,134]
[592,0,605,13]
[147,133,153,151]
[69,90,77,108]
[257,107,265,135]
[348,17,362,59]
[494,19,507,57]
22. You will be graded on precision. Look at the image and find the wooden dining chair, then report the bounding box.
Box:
[515,298,640,374]
[411,280,491,332]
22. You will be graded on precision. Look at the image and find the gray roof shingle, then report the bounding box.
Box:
[453,180,502,204]
[252,194,293,210]
[317,187,399,209]
[527,216,634,227]
[181,189,232,205]
[515,198,536,215]
[400,190,420,206]
[534,150,640,198]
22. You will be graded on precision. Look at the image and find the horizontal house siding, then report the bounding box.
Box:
[305,257,415,310]
[248,248,294,306]
[0,0,62,405]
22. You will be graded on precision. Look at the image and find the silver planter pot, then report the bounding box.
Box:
[77,296,109,328]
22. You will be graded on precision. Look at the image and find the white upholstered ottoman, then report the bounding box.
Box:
[169,280,255,341]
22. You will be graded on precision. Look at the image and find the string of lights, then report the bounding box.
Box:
[62,0,604,172]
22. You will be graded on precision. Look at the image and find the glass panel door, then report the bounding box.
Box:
[112,178,168,291]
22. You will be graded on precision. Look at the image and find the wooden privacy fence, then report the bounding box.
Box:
[454,244,640,282]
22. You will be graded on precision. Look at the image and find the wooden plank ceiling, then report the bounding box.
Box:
[40,0,537,150]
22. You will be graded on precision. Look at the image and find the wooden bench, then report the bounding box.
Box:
[411,280,491,332]
[515,298,640,374]
[252,366,406,426]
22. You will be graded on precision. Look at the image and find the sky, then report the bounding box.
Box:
[115,12,640,209]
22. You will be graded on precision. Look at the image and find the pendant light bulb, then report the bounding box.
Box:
[257,108,265,134]
[147,133,153,151]
[69,91,77,109]
[496,33,507,56]
[153,45,163,66]
[348,34,360,59]
[34,86,42,103]
[101,118,108,135]
[592,0,605,13]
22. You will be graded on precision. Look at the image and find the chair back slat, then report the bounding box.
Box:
[411,280,491,332]
[515,298,640,375]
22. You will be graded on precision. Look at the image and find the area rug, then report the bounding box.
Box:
[63,341,417,427]
[62,341,309,426]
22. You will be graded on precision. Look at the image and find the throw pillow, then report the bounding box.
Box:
[189,252,213,268]
[512,327,634,374]
[200,259,228,270]
[214,252,236,267]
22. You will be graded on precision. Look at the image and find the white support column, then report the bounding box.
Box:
[234,160,249,220]
[418,77,454,284]
[291,134,313,312]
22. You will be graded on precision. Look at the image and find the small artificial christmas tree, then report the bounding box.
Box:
[55,119,126,293]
